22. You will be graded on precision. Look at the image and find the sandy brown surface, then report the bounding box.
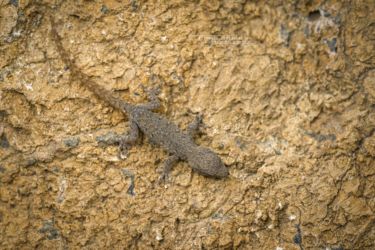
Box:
[0,0,374,249]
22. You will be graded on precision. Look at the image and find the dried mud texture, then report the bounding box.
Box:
[0,1,374,249]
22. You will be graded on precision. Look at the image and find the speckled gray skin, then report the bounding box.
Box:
[125,104,228,178]
[50,16,228,179]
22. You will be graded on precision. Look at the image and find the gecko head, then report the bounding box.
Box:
[188,147,229,178]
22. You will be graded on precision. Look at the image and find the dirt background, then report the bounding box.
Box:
[1,0,374,249]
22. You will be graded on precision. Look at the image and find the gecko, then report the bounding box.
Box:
[49,16,228,179]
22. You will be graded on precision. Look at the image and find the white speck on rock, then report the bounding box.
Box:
[278,202,283,209]
[24,82,33,90]
[160,35,168,43]
[155,230,163,241]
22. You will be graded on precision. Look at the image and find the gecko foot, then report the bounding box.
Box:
[187,114,203,138]
[118,120,139,159]
[119,142,130,159]
[158,155,179,183]
[139,85,161,110]
[158,172,169,183]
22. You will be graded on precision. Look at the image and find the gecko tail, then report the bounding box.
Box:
[49,14,131,112]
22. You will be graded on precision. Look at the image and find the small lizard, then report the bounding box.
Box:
[49,16,228,179]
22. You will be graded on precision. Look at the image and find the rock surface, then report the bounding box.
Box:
[0,1,374,249]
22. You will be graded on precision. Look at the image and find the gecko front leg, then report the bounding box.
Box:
[159,155,179,182]
[139,86,161,110]
[118,120,139,158]
[187,114,203,138]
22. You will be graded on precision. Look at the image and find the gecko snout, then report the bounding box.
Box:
[212,159,229,178]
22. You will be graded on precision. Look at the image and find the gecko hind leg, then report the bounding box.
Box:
[159,155,179,182]
[118,120,139,159]
[139,86,161,110]
[187,114,203,138]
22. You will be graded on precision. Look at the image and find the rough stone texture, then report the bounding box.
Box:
[0,1,374,249]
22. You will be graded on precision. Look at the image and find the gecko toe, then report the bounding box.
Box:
[119,150,128,159]
[119,143,129,159]
[158,172,170,184]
